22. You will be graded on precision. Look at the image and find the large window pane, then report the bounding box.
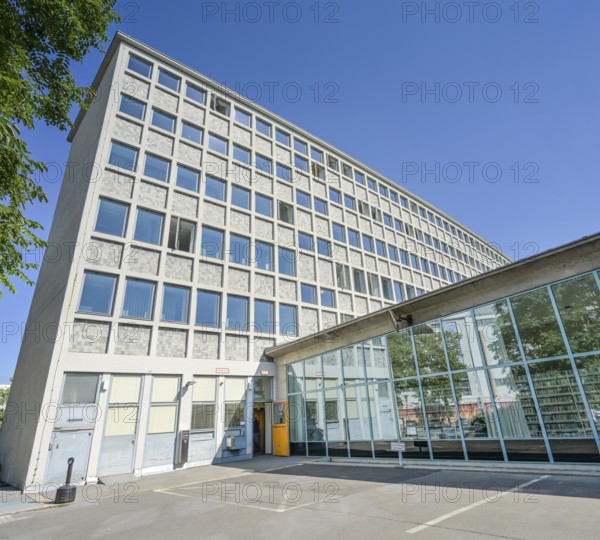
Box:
[229,233,250,265]
[158,69,180,91]
[201,226,223,259]
[575,355,600,433]
[122,279,155,319]
[287,362,304,394]
[254,300,274,333]
[151,109,175,132]
[395,379,427,439]
[255,194,272,217]
[279,304,297,336]
[255,241,273,271]
[144,153,170,182]
[186,83,206,104]
[421,375,460,441]
[196,290,220,327]
[119,95,145,120]
[511,288,567,360]
[387,332,417,378]
[278,247,296,276]
[61,374,100,404]
[552,275,600,354]
[134,209,163,245]
[108,141,137,171]
[413,323,448,374]
[208,133,228,155]
[78,272,116,315]
[227,295,248,330]
[181,122,202,144]
[176,165,199,192]
[443,311,484,370]
[205,175,226,200]
[452,370,499,439]
[161,285,190,323]
[474,300,521,365]
[128,54,152,78]
[488,365,541,438]
[95,198,128,237]
[529,360,592,437]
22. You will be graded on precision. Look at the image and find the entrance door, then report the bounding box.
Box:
[98,375,143,476]
[253,406,266,454]
[45,430,93,484]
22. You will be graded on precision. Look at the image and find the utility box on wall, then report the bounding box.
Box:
[177,430,190,464]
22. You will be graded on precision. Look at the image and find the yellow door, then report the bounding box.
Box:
[272,400,289,457]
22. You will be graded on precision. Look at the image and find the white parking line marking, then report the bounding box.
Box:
[406,475,550,534]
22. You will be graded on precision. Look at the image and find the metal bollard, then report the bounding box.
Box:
[54,457,77,504]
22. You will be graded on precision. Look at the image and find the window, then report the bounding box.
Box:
[122,279,155,319]
[314,198,328,215]
[108,141,137,171]
[333,265,349,291]
[368,178,377,191]
[233,144,251,164]
[186,83,206,104]
[369,273,381,296]
[344,194,356,211]
[255,241,273,271]
[390,191,398,204]
[301,284,317,304]
[61,373,100,405]
[394,219,403,232]
[134,209,163,245]
[376,239,386,257]
[420,258,429,273]
[196,290,220,327]
[191,377,216,431]
[298,232,313,251]
[348,229,360,247]
[201,226,224,259]
[410,254,419,269]
[332,223,345,242]
[208,133,228,155]
[371,207,382,222]
[354,171,365,184]
[279,304,297,336]
[342,163,352,177]
[254,300,274,333]
[406,285,416,299]
[95,198,128,237]
[128,54,152,77]
[381,278,393,300]
[353,269,366,294]
[229,233,250,265]
[400,249,409,265]
[379,184,388,197]
[119,95,145,120]
[278,247,296,276]
[321,288,336,308]
[317,238,331,257]
[255,194,273,217]
[205,175,226,201]
[363,235,374,253]
[176,165,199,192]
[161,285,190,323]
[312,162,325,180]
[394,282,404,302]
[278,202,294,224]
[151,109,175,132]
[383,214,392,227]
[234,108,251,126]
[276,163,292,181]
[296,190,311,209]
[256,118,272,137]
[231,185,250,209]
[78,272,117,315]
[168,217,195,252]
[276,129,290,146]
[181,122,202,144]
[311,147,324,163]
[400,196,409,208]
[359,201,370,217]
[210,95,230,116]
[256,154,272,175]
[158,69,180,91]
[327,155,339,171]
[226,295,248,330]
[388,245,398,262]
[294,139,307,154]
[144,153,170,182]
[294,154,308,172]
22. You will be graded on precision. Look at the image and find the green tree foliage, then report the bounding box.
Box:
[0,0,119,296]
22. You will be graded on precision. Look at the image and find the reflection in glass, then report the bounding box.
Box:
[387,331,417,378]
[345,385,371,441]
[369,382,397,441]
[342,346,362,385]
[421,376,459,440]
[304,356,322,392]
[305,392,326,444]
[443,311,484,369]
[322,351,343,387]
[395,379,427,439]
[511,288,567,360]
[413,323,448,374]
[325,386,347,456]
[528,360,591,437]
[452,370,499,439]
[289,393,306,443]
[488,365,541,438]
[363,339,390,381]
[474,300,520,365]
[576,355,600,432]
[552,275,600,354]
[287,362,304,394]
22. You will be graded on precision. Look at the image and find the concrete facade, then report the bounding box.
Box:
[0,33,508,490]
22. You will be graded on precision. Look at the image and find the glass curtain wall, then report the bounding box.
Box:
[286,271,600,463]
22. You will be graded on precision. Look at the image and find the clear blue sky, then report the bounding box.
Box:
[1,0,598,382]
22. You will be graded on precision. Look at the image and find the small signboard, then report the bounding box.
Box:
[391,442,406,452]
[215,368,230,374]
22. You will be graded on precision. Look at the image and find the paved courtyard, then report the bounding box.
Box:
[1,457,599,539]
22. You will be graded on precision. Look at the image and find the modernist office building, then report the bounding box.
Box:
[0,33,509,490]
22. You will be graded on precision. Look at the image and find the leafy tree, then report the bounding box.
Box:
[0,381,11,424]
[0,0,120,296]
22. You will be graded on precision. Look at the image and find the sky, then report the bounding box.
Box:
[1,0,599,382]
